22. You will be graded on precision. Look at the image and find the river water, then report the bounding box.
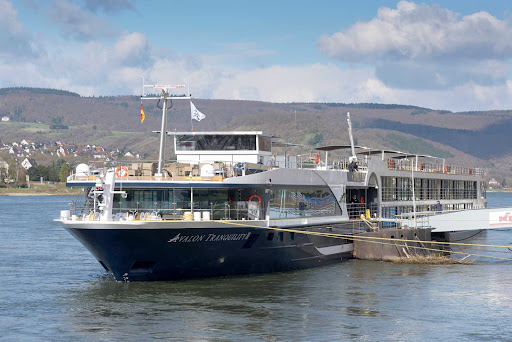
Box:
[1,193,512,341]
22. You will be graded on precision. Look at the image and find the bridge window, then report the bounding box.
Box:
[176,134,257,151]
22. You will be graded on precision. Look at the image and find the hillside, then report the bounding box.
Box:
[1,87,511,182]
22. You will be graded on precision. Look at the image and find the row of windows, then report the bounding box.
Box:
[175,134,272,152]
[381,177,477,202]
[113,186,339,220]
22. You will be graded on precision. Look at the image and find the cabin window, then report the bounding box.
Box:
[278,232,284,242]
[268,187,338,219]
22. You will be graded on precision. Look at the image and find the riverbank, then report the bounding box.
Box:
[0,182,81,196]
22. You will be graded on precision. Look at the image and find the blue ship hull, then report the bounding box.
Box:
[64,224,354,281]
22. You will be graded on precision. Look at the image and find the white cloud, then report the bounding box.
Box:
[319,1,512,61]
[318,1,512,90]
[114,32,152,67]
[3,0,512,113]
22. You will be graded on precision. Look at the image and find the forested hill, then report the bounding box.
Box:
[1,87,511,180]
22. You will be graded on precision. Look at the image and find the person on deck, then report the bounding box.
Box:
[348,160,359,172]
[434,201,442,212]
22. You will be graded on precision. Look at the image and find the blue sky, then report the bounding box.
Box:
[3,0,512,111]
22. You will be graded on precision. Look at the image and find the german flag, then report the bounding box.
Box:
[140,103,145,123]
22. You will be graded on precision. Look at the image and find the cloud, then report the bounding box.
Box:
[48,0,117,41]
[319,1,512,61]
[114,32,152,67]
[318,1,512,89]
[375,59,510,89]
[3,0,512,112]
[0,0,43,59]
[83,0,135,14]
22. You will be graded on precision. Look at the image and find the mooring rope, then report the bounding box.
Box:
[218,220,512,261]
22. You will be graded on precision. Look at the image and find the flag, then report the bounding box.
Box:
[140,103,145,123]
[190,101,206,122]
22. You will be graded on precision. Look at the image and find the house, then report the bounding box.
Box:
[488,178,501,189]
[0,160,8,175]
[1,116,9,122]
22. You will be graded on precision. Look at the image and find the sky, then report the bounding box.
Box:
[3,0,512,111]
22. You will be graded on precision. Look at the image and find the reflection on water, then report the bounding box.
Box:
[1,194,512,341]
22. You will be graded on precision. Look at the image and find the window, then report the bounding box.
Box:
[259,136,272,152]
[176,134,257,151]
[268,187,338,219]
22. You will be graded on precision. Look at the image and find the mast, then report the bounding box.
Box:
[141,82,191,176]
[346,112,357,161]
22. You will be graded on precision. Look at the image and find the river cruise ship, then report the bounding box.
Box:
[56,84,494,281]
[58,128,490,281]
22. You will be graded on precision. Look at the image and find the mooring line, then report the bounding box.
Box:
[218,220,512,260]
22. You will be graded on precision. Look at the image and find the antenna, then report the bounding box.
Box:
[141,80,191,176]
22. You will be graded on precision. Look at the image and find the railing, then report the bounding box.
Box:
[346,203,378,219]
[387,159,485,177]
[66,155,485,185]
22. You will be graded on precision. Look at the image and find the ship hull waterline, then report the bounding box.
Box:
[62,221,354,281]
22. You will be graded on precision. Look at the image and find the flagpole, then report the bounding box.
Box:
[188,78,193,131]
[190,100,194,131]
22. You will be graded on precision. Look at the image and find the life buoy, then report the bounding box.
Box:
[248,194,262,207]
[360,196,365,208]
[419,162,423,170]
[116,165,128,178]
[314,153,320,165]
[468,168,471,175]
[444,165,448,173]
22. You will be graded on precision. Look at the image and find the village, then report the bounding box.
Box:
[0,138,145,186]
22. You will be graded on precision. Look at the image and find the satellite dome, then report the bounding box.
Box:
[76,164,90,176]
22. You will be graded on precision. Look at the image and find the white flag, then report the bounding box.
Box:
[190,101,206,122]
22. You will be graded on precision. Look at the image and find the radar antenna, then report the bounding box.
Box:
[141,80,191,176]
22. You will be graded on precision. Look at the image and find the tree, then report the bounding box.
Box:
[48,159,65,181]
[28,165,49,182]
[59,162,71,182]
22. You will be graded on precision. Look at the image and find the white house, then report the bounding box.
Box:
[1,116,9,122]
[0,160,8,175]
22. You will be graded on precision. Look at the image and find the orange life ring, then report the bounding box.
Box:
[444,165,448,173]
[116,165,128,178]
[248,194,262,207]
[314,153,320,164]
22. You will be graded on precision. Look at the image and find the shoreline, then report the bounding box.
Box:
[0,192,79,196]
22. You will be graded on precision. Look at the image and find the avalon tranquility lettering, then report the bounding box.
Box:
[168,232,251,243]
